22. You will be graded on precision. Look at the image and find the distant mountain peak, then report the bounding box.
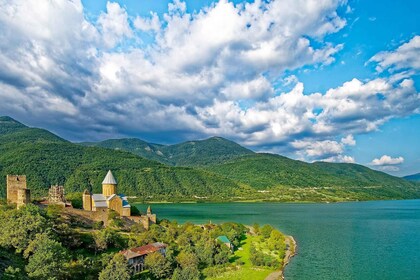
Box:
[0,116,25,125]
[403,173,420,182]
[0,116,27,135]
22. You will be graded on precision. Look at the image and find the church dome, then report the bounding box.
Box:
[102,170,117,185]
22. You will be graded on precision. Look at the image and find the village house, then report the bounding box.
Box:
[120,242,167,274]
[216,235,234,252]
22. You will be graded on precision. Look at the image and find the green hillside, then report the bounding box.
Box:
[403,173,420,182]
[1,116,419,202]
[81,138,169,164]
[160,136,254,166]
[204,154,420,200]
[81,136,254,166]
[0,117,242,199]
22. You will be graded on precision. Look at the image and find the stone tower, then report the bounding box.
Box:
[147,205,157,223]
[83,189,92,211]
[17,188,30,209]
[102,170,117,197]
[6,175,27,204]
[48,185,66,204]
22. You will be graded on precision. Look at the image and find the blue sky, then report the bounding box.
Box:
[0,0,419,176]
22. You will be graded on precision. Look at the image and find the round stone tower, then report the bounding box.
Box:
[102,170,117,197]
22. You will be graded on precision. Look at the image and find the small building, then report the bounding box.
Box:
[216,235,234,251]
[121,242,167,274]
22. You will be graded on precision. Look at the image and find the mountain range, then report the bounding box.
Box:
[403,173,420,182]
[1,116,419,202]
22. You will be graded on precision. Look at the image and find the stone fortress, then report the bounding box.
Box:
[5,171,157,229]
[82,170,156,229]
[6,175,31,209]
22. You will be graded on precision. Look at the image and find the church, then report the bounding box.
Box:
[83,170,131,216]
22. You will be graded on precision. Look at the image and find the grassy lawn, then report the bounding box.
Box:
[206,267,273,280]
[206,235,275,280]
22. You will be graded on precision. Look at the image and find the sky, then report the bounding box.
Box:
[0,0,419,176]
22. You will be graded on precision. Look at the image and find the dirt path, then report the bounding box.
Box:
[265,235,297,280]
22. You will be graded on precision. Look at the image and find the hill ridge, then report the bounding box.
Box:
[1,115,419,201]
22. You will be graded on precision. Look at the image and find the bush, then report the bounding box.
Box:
[93,221,104,230]
[65,192,83,209]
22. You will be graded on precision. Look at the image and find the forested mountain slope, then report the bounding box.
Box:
[0,117,242,199]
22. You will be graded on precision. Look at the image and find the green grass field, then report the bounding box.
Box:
[206,235,274,280]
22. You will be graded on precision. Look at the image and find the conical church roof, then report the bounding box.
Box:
[102,170,117,185]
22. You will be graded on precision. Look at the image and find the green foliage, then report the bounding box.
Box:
[0,200,289,280]
[24,233,69,279]
[0,119,241,200]
[3,266,26,280]
[65,192,83,209]
[0,248,27,280]
[176,251,199,269]
[0,204,47,253]
[171,266,200,280]
[260,225,274,239]
[144,251,172,279]
[82,136,254,167]
[98,254,131,280]
[46,204,64,219]
[93,221,104,230]
[94,229,124,252]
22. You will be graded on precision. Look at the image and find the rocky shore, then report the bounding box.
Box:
[265,235,297,280]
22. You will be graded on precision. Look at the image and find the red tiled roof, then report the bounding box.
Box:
[121,242,167,259]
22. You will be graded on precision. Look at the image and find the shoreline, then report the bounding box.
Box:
[265,235,297,280]
[131,198,414,205]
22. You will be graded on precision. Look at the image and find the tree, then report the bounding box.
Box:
[268,230,285,251]
[253,223,260,235]
[24,233,68,279]
[176,251,199,269]
[3,266,26,280]
[214,245,230,265]
[94,229,123,252]
[98,254,130,280]
[0,204,47,253]
[144,252,171,279]
[65,192,83,209]
[260,224,274,239]
[171,267,200,280]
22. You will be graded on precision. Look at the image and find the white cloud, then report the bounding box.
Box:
[292,139,344,158]
[369,35,420,72]
[0,0,419,163]
[377,166,400,172]
[370,155,404,166]
[322,155,355,163]
[341,135,356,146]
[98,2,132,48]
[283,75,299,86]
[134,12,161,32]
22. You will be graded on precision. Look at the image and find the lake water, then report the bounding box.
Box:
[135,200,420,280]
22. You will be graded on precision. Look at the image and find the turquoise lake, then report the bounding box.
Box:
[136,200,420,280]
